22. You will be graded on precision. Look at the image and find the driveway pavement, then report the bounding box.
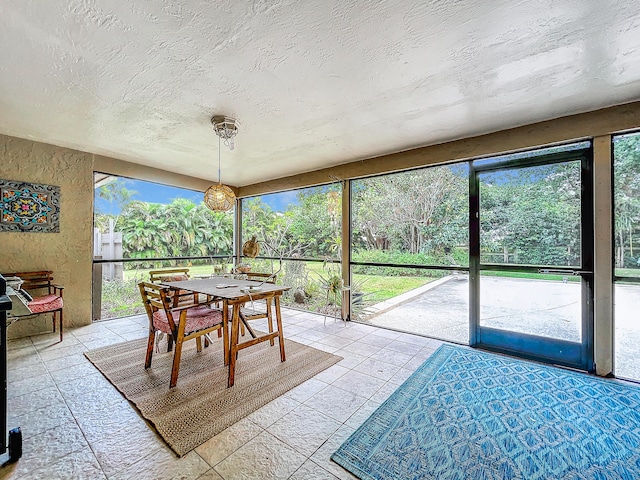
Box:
[364,276,640,381]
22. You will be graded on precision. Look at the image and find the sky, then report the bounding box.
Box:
[95,177,298,215]
[257,190,299,212]
[95,179,202,215]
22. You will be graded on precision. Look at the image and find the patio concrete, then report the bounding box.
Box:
[366,275,469,344]
[364,276,640,381]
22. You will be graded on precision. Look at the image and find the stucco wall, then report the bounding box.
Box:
[0,135,220,338]
[0,134,94,337]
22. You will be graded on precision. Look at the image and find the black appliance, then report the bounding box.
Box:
[0,274,22,462]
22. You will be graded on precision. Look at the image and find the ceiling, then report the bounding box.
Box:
[1,1,640,188]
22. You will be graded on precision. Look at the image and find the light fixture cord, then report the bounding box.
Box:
[218,134,222,184]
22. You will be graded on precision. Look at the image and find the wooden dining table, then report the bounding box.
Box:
[162,276,290,387]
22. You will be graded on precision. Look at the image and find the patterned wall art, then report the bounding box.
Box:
[0,179,60,232]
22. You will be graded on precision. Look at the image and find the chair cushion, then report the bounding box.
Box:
[159,274,189,282]
[152,306,223,335]
[28,294,63,313]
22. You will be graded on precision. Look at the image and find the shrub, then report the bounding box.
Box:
[351,249,458,277]
[101,273,146,319]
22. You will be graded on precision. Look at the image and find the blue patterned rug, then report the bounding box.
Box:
[331,344,640,480]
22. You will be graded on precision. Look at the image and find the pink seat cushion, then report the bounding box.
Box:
[152,306,223,335]
[28,294,63,313]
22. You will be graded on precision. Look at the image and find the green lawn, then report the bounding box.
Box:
[616,268,640,278]
[120,262,582,301]
[101,257,640,321]
[112,261,586,320]
[296,263,435,302]
[122,264,223,282]
[481,270,581,282]
[352,274,432,302]
[119,262,445,304]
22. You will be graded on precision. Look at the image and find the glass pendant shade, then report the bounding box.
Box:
[204,182,235,211]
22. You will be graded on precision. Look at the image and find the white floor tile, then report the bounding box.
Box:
[0,307,446,480]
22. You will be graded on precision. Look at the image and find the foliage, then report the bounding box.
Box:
[280,258,310,304]
[316,261,343,297]
[95,178,137,233]
[351,249,463,276]
[96,198,233,266]
[97,179,137,214]
[242,185,342,259]
[242,198,310,258]
[96,135,640,320]
[352,165,468,255]
[100,274,146,320]
[614,134,640,268]
[479,162,581,266]
[289,186,342,258]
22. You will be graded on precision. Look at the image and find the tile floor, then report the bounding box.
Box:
[0,308,444,479]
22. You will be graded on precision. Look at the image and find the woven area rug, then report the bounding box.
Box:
[85,336,341,457]
[332,344,640,480]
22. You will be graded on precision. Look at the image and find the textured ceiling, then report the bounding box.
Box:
[1,1,640,187]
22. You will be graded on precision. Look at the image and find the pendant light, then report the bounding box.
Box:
[204,115,237,211]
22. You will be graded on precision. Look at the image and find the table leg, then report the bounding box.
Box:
[275,295,286,362]
[228,304,240,387]
[169,310,188,388]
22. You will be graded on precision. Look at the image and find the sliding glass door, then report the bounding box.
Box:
[470,144,594,370]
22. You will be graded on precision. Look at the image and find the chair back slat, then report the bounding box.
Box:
[138,281,178,333]
[247,272,277,284]
[149,269,190,283]
[148,268,194,305]
[4,270,55,292]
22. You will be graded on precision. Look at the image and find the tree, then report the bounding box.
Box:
[352,179,394,250]
[352,165,467,256]
[95,178,137,232]
[115,199,233,262]
[480,162,581,265]
[614,134,640,268]
[242,198,311,258]
[288,186,341,258]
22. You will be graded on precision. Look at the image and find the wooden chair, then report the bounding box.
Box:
[149,268,220,350]
[149,268,193,351]
[138,281,227,388]
[240,273,277,344]
[149,268,191,302]
[149,268,211,304]
[4,271,64,341]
